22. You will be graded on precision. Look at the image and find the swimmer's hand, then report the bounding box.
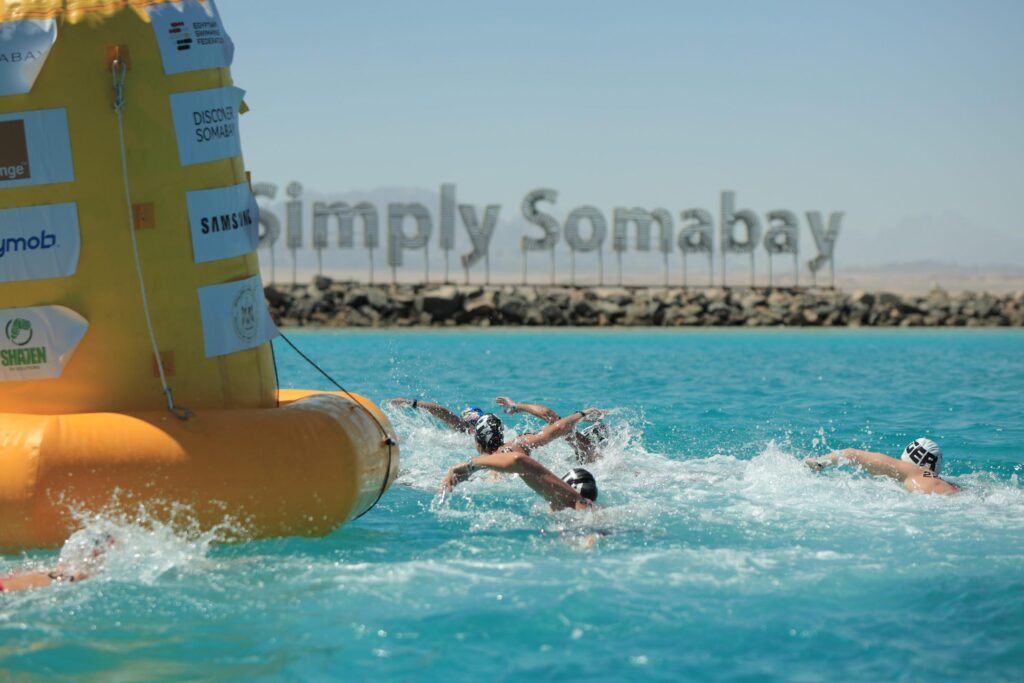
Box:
[804,457,828,472]
[579,408,605,422]
[495,396,518,415]
[440,461,476,493]
[384,397,411,406]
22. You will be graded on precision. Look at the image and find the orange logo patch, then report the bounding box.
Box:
[0,119,30,182]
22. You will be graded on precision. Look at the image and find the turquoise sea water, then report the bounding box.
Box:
[2,329,1023,681]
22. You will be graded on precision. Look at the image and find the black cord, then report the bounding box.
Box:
[277,332,395,520]
[270,335,281,407]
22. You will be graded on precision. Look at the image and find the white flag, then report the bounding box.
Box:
[147,0,234,75]
[197,274,278,358]
[169,86,245,167]
[0,202,80,283]
[0,19,57,96]
[0,305,88,382]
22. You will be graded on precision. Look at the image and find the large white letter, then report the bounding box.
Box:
[459,203,501,271]
[387,203,432,282]
[806,211,844,275]
[764,210,799,254]
[520,189,560,251]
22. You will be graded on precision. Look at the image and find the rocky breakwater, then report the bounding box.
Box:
[264,278,1024,328]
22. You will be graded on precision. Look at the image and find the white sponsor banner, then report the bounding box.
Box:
[169,86,244,167]
[197,274,277,358]
[0,202,80,283]
[0,108,74,189]
[0,305,88,382]
[147,0,234,76]
[0,19,57,96]
[186,181,259,263]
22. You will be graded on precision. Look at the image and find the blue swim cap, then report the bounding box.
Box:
[462,406,483,424]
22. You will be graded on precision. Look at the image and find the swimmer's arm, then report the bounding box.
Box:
[458,450,584,510]
[500,399,560,423]
[517,409,600,450]
[807,449,916,481]
[0,571,61,592]
[390,398,467,432]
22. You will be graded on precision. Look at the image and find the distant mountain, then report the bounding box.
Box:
[841,212,1024,267]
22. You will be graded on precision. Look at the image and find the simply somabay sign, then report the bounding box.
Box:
[254,183,844,286]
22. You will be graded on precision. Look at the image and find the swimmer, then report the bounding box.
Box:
[804,437,960,495]
[440,410,603,511]
[385,397,483,434]
[0,529,115,594]
[495,396,608,464]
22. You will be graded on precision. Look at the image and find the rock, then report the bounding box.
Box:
[541,302,566,325]
[264,286,293,310]
[499,297,528,323]
[623,302,650,325]
[590,287,633,304]
[343,288,369,308]
[366,287,390,310]
[465,289,497,310]
[419,286,463,318]
[263,283,1023,328]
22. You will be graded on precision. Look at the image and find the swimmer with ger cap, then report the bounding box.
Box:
[441,409,604,511]
[385,397,483,434]
[495,396,609,464]
[804,437,960,494]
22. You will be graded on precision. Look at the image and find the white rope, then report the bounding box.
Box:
[111,60,189,420]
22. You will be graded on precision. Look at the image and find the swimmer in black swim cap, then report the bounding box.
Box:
[495,396,608,464]
[441,408,605,511]
[561,468,598,502]
[384,397,483,434]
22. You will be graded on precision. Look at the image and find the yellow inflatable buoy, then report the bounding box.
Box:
[0,0,398,552]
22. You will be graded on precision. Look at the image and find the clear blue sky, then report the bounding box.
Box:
[222,0,1024,267]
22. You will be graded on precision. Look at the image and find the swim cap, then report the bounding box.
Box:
[900,438,943,473]
[581,421,610,446]
[474,413,504,452]
[562,468,598,501]
[461,406,483,425]
[58,529,115,569]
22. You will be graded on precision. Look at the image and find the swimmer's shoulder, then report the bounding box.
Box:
[907,471,960,495]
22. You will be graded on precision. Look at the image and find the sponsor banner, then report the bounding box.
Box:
[0,305,88,382]
[169,85,245,167]
[186,181,259,263]
[0,202,80,283]
[0,18,57,96]
[197,274,277,358]
[0,108,74,189]
[147,0,234,76]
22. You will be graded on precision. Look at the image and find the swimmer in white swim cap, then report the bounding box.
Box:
[804,437,959,495]
[441,408,605,511]
[384,397,483,434]
[495,396,608,464]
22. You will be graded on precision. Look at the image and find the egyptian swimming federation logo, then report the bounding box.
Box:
[231,285,257,343]
[169,21,193,51]
[0,119,31,182]
[4,318,33,346]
